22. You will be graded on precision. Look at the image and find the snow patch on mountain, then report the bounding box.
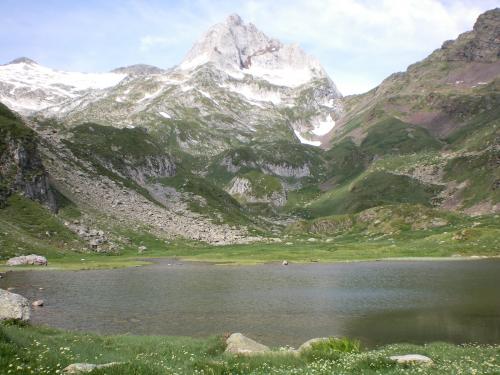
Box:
[0,60,125,113]
[294,130,321,146]
[159,111,171,119]
[198,89,220,105]
[138,88,163,103]
[312,114,335,136]
[227,84,282,105]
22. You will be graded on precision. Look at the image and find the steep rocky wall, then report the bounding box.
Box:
[0,104,56,211]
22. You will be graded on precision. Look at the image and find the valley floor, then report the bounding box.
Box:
[1,222,499,271]
[0,323,499,374]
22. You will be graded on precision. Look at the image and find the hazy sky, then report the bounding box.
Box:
[1,0,498,94]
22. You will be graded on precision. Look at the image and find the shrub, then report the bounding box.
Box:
[303,337,361,361]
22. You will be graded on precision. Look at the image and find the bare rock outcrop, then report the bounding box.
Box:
[0,288,30,321]
[225,333,270,355]
[7,254,48,266]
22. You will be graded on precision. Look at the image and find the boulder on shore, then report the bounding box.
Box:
[63,362,123,373]
[225,333,270,355]
[0,288,30,321]
[6,254,48,266]
[390,354,433,365]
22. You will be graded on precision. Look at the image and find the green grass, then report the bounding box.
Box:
[1,194,499,270]
[360,117,442,157]
[0,195,81,261]
[238,171,283,199]
[307,171,443,217]
[302,337,361,362]
[324,139,367,184]
[445,149,500,207]
[0,323,498,374]
[158,172,254,226]
[67,123,167,164]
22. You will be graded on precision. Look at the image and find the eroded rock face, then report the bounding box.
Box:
[179,14,338,91]
[227,176,287,207]
[439,8,500,63]
[225,333,270,355]
[262,163,311,178]
[6,254,48,266]
[125,155,176,185]
[0,288,30,321]
[0,109,57,211]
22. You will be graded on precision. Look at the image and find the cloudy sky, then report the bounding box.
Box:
[1,0,497,94]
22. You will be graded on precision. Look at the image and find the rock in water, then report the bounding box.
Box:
[282,260,289,266]
[6,254,48,266]
[225,333,270,355]
[32,300,44,307]
[0,289,30,321]
[390,354,433,365]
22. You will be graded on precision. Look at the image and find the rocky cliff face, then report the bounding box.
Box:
[227,176,287,207]
[434,8,500,63]
[0,103,56,211]
[179,14,336,89]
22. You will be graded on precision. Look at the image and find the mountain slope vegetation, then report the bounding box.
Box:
[0,9,499,260]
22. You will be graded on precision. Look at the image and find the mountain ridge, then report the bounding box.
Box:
[0,9,498,254]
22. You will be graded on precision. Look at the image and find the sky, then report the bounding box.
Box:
[1,0,498,95]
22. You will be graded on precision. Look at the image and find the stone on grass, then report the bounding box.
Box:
[63,362,123,373]
[390,354,433,365]
[0,288,30,321]
[225,333,270,355]
[6,254,48,266]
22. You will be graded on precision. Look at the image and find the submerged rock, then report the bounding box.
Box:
[6,254,48,266]
[225,333,270,355]
[390,354,433,365]
[0,288,30,321]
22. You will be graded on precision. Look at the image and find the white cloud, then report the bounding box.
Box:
[231,0,493,93]
[3,0,496,94]
[140,35,178,50]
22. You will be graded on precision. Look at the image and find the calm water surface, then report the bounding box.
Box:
[1,259,499,347]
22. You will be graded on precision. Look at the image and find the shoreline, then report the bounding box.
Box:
[1,253,499,273]
[1,323,499,374]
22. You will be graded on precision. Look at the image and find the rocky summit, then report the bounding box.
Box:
[0,10,499,252]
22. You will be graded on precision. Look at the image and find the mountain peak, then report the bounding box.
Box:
[473,7,500,32]
[7,57,38,65]
[432,7,500,63]
[226,13,243,26]
[111,64,166,75]
[178,14,333,88]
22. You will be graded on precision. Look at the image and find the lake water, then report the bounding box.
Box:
[1,259,499,347]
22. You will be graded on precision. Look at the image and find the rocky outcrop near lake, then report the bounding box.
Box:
[0,288,30,321]
[6,254,48,266]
